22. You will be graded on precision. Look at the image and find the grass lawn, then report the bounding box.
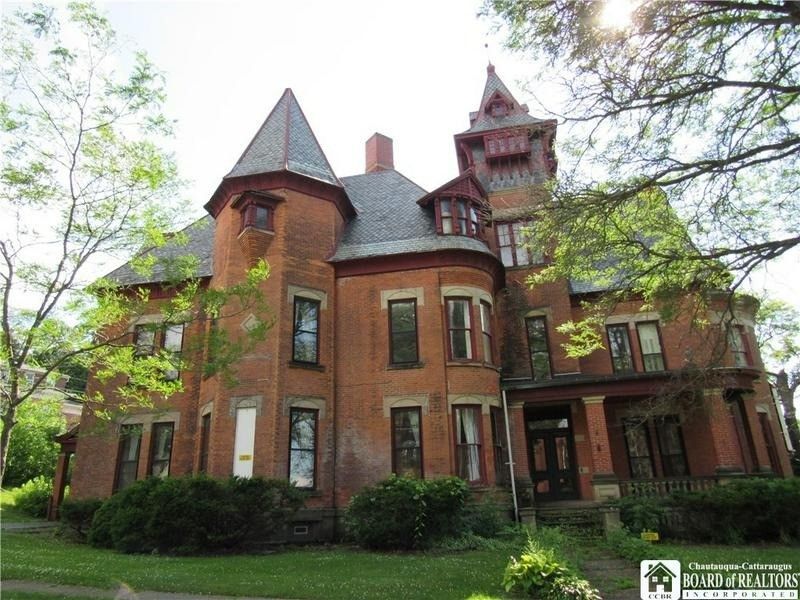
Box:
[1,531,516,600]
[3,593,102,600]
[649,542,800,569]
[0,488,40,523]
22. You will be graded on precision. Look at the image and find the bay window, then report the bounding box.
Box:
[436,198,482,238]
[446,298,474,360]
[454,406,483,483]
[480,301,493,364]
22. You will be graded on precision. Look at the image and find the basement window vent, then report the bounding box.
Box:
[293,525,310,536]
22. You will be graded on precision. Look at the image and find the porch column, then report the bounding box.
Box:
[582,396,620,501]
[47,451,72,521]
[703,389,745,474]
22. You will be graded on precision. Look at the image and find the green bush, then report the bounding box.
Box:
[88,475,304,554]
[605,527,658,563]
[2,399,65,487]
[344,475,468,550]
[462,496,510,538]
[14,476,54,518]
[59,497,103,538]
[611,495,667,533]
[503,536,600,599]
[672,477,800,543]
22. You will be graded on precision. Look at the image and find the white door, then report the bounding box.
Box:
[233,407,256,477]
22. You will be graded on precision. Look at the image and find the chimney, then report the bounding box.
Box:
[365,133,394,173]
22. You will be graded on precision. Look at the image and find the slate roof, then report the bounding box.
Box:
[105,215,215,285]
[225,89,340,186]
[329,170,497,262]
[461,65,545,135]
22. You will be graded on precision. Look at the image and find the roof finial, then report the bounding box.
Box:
[485,43,495,73]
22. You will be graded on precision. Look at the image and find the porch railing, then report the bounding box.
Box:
[619,476,719,498]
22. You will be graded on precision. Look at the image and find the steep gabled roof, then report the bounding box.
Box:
[461,64,546,135]
[225,89,341,186]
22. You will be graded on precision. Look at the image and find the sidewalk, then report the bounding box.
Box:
[2,580,289,600]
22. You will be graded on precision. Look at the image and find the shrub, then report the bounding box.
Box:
[2,399,65,488]
[344,475,468,550]
[88,475,304,554]
[59,497,103,538]
[503,536,600,599]
[462,495,510,538]
[14,476,53,518]
[605,527,659,563]
[611,495,667,533]
[671,477,800,543]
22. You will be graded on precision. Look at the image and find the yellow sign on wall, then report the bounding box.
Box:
[238,454,252,461]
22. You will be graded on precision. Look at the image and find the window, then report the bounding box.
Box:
[654,416,688,477]
[446,298,474,360]
[149,422,174,478]
[480,301,493,363]
[607,324,634,373]
[289,408,316,488]
[495,221,542,267]
[758,412,781,474]
[490,408,509,486]
[162,323,184,380]
[436,198,482,238]
[392,407,422,478]
[199,413,211,473]
[454,406,483,483]
[525,317,552,381]
[623,419,655,479]
[729,325,751,367]
[115,424,142,491]
[637,322,665,372]
[133,324,156,356]
[240,203,273,232]
[389,300,418,364]
[292,298,320,363]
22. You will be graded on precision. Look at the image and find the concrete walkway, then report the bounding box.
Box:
[1,520,59,532]
[2,580,289,600]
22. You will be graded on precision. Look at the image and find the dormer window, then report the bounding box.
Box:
[490,101,508,117]
[232,190,283,235]
[240,203,273,232]
[436,198,483,238]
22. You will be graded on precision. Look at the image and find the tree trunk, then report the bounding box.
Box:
[0,404,17,486]
[775,370,800,458]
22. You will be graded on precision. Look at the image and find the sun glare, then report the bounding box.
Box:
[598,0,637,30]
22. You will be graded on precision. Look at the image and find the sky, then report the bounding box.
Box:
[4,0,799,331]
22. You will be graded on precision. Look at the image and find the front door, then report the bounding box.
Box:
[527,408,578,501]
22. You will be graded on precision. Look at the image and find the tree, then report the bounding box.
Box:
[756,298,800,472]
[484,0,800,345]
[1,397,65,487]
[0,3,269,484]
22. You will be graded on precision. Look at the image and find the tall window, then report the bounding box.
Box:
[289,408,317,488]
[446,298,473,360]
[480,301,493,364]
[149,422,174,478]
[162,323,184,381]
[115,424,142,492]
[392,407,422,478]
[623,419,655,479]
[729,325,751,367]
[454,406,483,483]
[389,300,418,364]
[490,408,509,486]
[607,324,634,373]
[655,417,689,477]
[525,317,552,381]
[758,412,781,474]
[199,413,211,473]
[495,221,543,267]
[133,324,156,356]
[637,322,665,372]
[292,298,320,364]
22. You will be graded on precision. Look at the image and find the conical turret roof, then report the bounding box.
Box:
[226,89,340,186]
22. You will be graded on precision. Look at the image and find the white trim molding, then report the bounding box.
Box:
[447,394,500,415]
[380,287,425,309]
[288,284,328,310]
[284,395,327,419]
[383,394,429,417]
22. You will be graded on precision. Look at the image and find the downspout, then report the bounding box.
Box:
[502,389,519,522]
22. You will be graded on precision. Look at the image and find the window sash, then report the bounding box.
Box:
[729,326,751,367]
[623,419,655,479]
[490,408,509,485]
[392,407,422,478]
[607,325,635,373]
[292,298,320,363]
[480,301,493,363]
[389,300,418,364]
[133,325,156,357]
[525,317,552,381]
[149,422,174,478]
[455,406,482,483]
[495,221,542,267]
[655,417,689,477]
[115,424,142,492]
[199,413,211,473]
[289,408,317,489]
[446,298,473,360]
[637,322,665,372]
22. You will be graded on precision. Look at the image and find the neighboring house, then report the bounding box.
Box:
[0,365,81,425]
[66,65,793,538]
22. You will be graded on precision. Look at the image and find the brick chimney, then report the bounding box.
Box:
[365,133,394,173]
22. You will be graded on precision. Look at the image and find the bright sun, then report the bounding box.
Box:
[598,0,638,30]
